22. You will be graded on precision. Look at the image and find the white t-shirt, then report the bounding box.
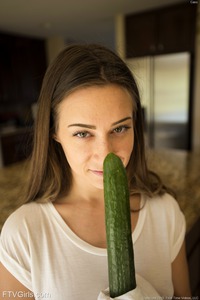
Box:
[0,193,185,300]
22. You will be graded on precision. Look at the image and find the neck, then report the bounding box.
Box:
[56,179,105,205]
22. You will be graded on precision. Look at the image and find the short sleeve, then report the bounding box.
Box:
[0,206,32,290]
[167,195,186,262]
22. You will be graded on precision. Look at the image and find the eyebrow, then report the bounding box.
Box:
[67,117,132,129]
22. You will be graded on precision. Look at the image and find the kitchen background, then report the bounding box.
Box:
[0,0,199,296]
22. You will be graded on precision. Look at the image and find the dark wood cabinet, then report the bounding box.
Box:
[125,11,157,57]
[0,32,46,106]
[186,218,200,297]
[13,37,46,105]
[0,32,46,165]
[0,35,16,103]
[0,129,33,166]
[125,3,197,58]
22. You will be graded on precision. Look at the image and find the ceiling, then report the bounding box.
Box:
[0,0,184,49]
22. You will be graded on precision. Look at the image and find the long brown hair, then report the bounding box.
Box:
[25,44,172,203]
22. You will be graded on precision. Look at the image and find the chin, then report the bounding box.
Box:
[90,179,104,190]
[92,182,104,190]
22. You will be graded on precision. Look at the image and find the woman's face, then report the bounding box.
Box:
[55,84,134,190]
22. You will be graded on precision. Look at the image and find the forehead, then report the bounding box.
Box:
[57,84,135,122]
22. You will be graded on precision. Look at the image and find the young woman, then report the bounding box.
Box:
[0,44,191,299]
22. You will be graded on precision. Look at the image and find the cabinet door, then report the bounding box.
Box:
[1,130,33,166]
[158,4,197,54]
[13,37,46,106]
[125,11,157,58]
[0,35,16,103]
[0,33,46,107]
[125,3,197,58]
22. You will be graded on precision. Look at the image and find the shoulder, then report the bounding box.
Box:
[0,202,53,261]
[2,202,40,228]
[146,193,184,217]
[0,203,48,288]
[1,202,49,242]
[144,193,186,259]
[146,193,186,229]
[144,193,186,238]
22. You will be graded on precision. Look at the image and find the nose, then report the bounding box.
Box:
[93,136,114,163]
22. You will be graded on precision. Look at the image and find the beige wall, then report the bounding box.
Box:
[192,5,200,151]
[45,36,66,64]
[115,14,126,59]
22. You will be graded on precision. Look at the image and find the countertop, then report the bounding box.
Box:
[0,149,200,232]
[0,126,32,137]
[147,149,200,233]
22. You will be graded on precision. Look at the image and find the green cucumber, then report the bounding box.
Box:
[103,153,136,298]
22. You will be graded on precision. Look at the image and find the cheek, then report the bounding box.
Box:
[124,129,134,149]
[61,141,90,167]
[128,131,134,147]
[124,132,134,163]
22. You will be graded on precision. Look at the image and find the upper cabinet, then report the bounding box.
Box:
[125,3,197,58]
[0,33,47,105]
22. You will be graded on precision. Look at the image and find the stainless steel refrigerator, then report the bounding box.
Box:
[126,52,190,150]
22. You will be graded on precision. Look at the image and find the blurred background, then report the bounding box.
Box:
[0,0,199,165]
[0,0,199,296]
